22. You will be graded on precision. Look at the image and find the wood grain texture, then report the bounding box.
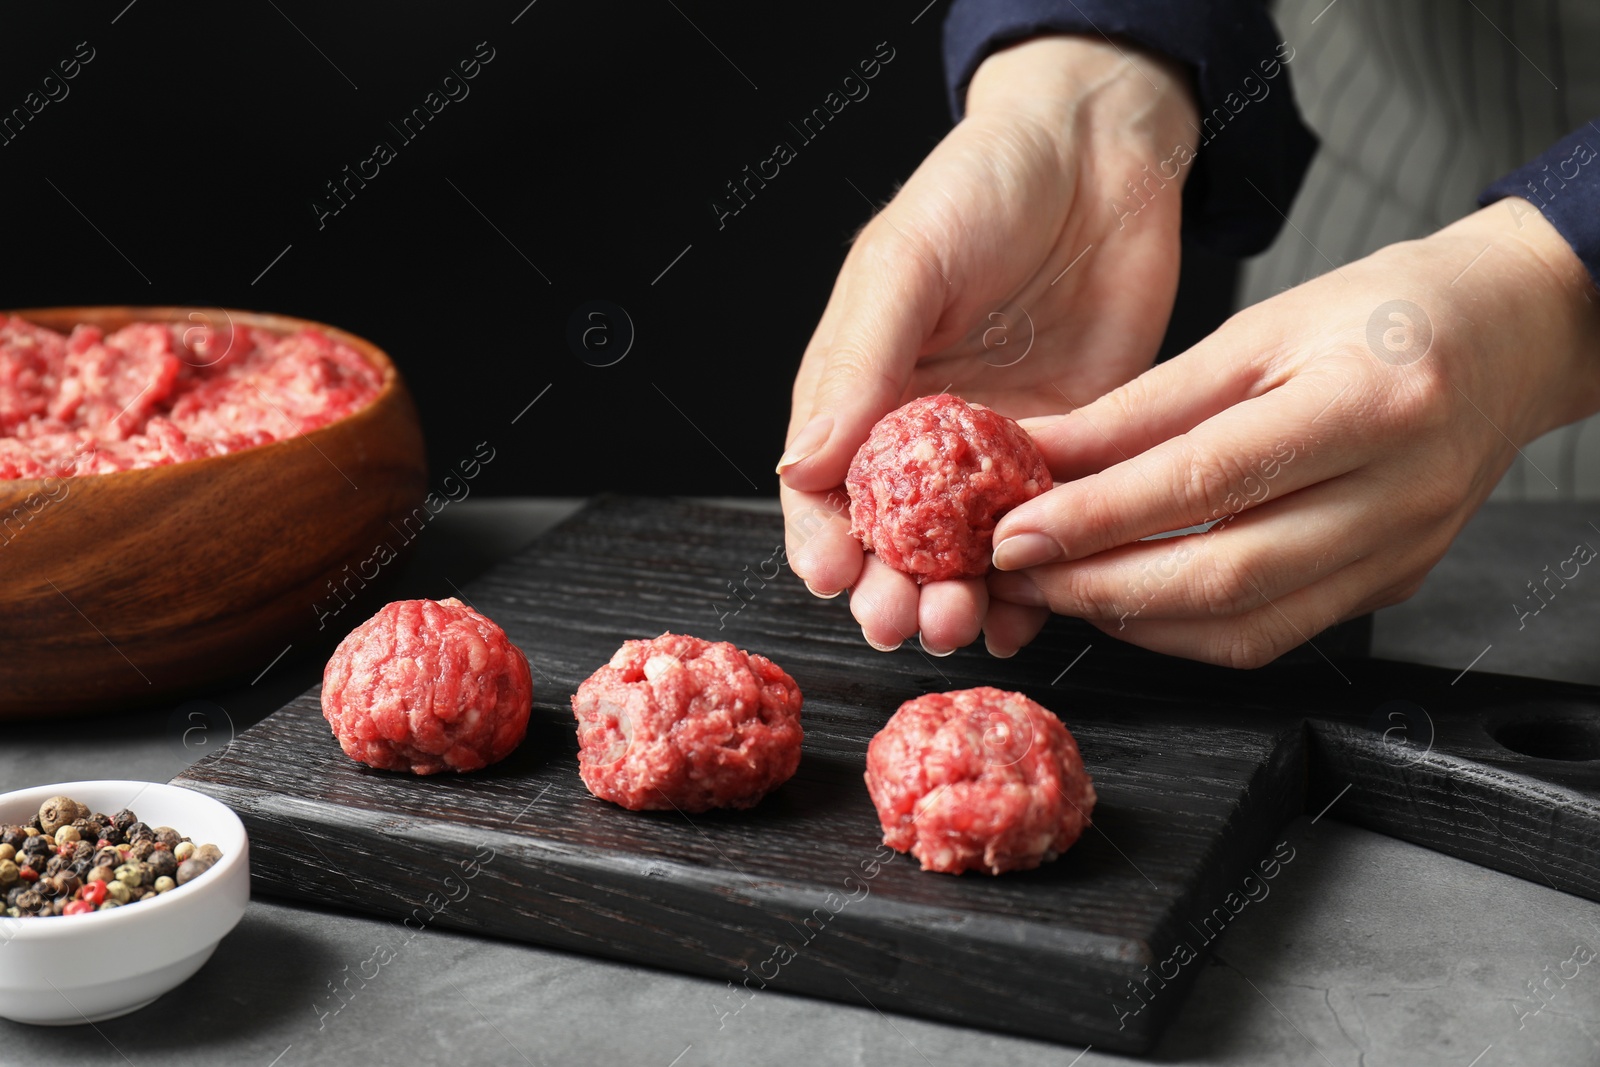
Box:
[0,306,428,719]
[172,496,1600,1052]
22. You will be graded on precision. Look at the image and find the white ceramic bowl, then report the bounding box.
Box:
[0,780,249,1025]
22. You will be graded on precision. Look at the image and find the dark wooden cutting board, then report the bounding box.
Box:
[172,496,1600,1053]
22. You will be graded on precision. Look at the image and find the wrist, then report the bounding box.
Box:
[1434,201,1600,434]
[965,34,1200,179]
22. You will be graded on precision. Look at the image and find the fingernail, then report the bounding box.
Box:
[984,637,1017,659]
[919,635,955,658]
[989,572,1047,607]
[776,415,834,474]
[992,533,1061,571]
[863,629,902,653]
[1016,414,1066,431]
[805,580,843,600]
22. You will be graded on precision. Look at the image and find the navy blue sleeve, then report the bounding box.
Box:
[1479,123,1600,289]
[942,0,1318,258]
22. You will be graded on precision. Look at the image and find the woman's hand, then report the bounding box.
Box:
[777,34,1200,656]
[988,200,1600,666]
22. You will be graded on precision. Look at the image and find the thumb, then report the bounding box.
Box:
[778,226,949,492]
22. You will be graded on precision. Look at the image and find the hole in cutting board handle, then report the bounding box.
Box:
[1486,703,1600,761]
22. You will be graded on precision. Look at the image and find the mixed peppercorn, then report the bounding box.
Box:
[1,795,223,919]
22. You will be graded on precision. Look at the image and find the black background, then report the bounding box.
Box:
[1,1,1234,497]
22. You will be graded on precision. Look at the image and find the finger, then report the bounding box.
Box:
[916,577,988,655]
[993,368,1370,570]
[1021,321,1276,480]
[781,483,861,597]
[990,474,1379,621]
[981,600,1049,658]
[850,553,920,652]
[777,222,949,493]
[1093,555,1421,669]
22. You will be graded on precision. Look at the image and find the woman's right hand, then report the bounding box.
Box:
[777,34,1200,656]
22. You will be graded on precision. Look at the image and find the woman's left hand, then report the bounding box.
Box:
[985,199,1600,666]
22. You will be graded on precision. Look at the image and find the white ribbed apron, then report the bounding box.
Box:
[1241,0,1600,498]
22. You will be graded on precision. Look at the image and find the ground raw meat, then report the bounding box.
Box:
[846,394,1052,583]
[571,633,804,812]
[864,687,1095,875]
[0,313,383,479]
[321,598,534,775]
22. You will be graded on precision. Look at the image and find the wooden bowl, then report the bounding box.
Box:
[0,307,427,719]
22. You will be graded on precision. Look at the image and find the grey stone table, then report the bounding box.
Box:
[4,499,1599,1067]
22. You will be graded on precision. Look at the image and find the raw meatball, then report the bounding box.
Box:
[864,687,1095,875]
[572,633,803,812]
[846,394,1051,582]
[322,598,533,775]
